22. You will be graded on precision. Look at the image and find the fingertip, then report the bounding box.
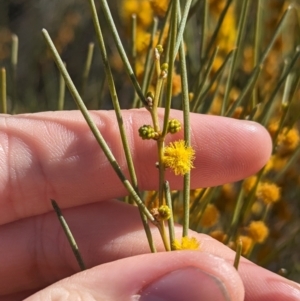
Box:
[26,252,244,301]
[238,119,272,167]
[189,115,272,187]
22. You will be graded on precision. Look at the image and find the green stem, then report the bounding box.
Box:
[141,18,158,94]
[222,0,250,115]
[204,0,233,58]
[88,0,156,252]
[192,49,235,112]
[58,62,66,111]
[81,43,95,98]
[177,4,192,238]
[51,200,86,271]
[226,183,244,244]
[199,0,208,62]
[158,220,170,251]
[259,6,293,66]
[260,46,300,126]
[42,29,155,224]
[174,0,193,56]
[234,238,242,270]
[192,46,219,111]
[99,0,148,107]
[11,34,18,112]
[131,14,137,72]
[162,0,178,137]
[225,64,262,117]
[252,0,262,108]
[189,188,207,215]
[165,181,175,250]
[0,68,7,114]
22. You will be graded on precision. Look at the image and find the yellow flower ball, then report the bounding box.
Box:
[247,221,269,243]
[209,230,227,243]
[200,204,220,228]
[149,0,170,17]
[256,182,281,205]
[277,127,300,155]
[163,140,195,176]
[243,176,257,194]
[173,236,200,250]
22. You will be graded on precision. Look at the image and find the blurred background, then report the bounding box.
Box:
[0,0,132,112]
[0,0,299,112]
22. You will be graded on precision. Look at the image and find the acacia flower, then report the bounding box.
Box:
[277,127,300,155]
[163,140,195,176]
[173,236,200,250]
[209,230,227,243]
[242,176,257,194]
[247,221,269,243]
[200,204,220,228]
[149,0,170,17]
[256,182,281,205]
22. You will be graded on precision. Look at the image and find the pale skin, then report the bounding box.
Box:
[0,109,299,300]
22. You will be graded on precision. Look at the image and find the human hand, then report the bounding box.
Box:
[0,109,299,300]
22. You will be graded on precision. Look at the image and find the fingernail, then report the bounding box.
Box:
[138,267,231,301]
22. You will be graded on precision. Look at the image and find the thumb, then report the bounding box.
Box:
[26,251,244,301]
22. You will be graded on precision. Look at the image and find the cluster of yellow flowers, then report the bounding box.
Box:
[119,0,182,96]
[120,0,300,277]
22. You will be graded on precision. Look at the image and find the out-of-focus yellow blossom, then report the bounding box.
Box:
[144,190,157,207]
[172,72,182,96]
[264,155,288,173]
[200,204,220,228]
[209,2,236,74]
[149,0,170,17]
[189,92,194,102]
[264,50,281,86]
[221,183,236,201]
[173,236,200,250]
[251,201,264,216]
[121,0,153,29]
[232,106,243,119]
[277,127,300,156]
[209,0,227,17]
[256,182,281,205]
[216,5,236,51]
[0,28,12,60]
[190,188,203,199]
[243,46,254,73]
[54,11,81,54]
[135,28,152,53]
[163,140,195,176]
[238,235,253,255]
[243,176,257,194]
[209,230,227,243]
[209,96,222,115]
[211,55,224,73]
[247,221,269,243]
[216,183,236,212]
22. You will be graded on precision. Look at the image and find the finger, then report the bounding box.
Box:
[0,109,271,224]
[1,201,299,300]
[25,251,244,301]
